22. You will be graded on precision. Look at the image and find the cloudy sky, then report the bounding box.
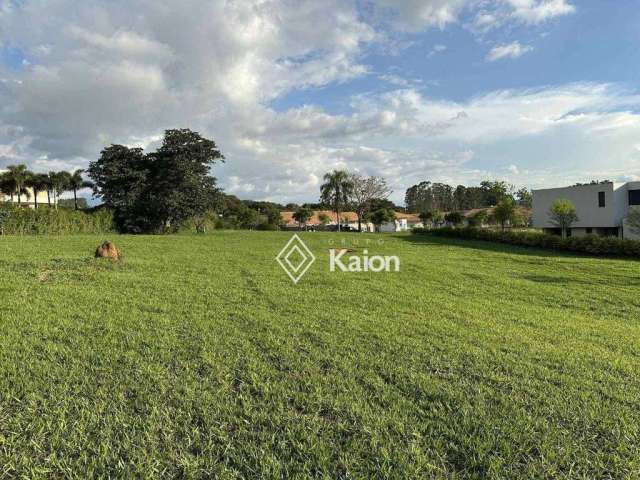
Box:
[1,0,640,204]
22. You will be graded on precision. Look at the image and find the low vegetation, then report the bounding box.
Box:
[419,226,640,257]
[0,204,114,235]
[0,232,638,477]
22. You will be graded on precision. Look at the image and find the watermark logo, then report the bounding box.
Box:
[276,234,316,284]
[329,248,399,273]
[276,235,400,283]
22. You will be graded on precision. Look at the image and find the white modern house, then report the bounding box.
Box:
[532,182,640,240]
[379,213,422,232]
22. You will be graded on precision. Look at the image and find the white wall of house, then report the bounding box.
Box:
[532,183,620,229]
[532,181,640,239]
[0,188,51,207]
[379,218,408,232]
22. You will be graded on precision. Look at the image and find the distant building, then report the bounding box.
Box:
[280,210,422,232]
[532,182,640,240]
[379,213,422,232]
[0,190,51,208]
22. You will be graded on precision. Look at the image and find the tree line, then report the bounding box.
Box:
[0,166,91,210]
[405,180,532,213]
[0,128,545,235]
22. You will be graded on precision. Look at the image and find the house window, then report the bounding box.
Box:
[598,191,606,208]
[586,228,593,234]
[629,190,640,206]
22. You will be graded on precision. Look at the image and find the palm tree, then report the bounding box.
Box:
[68,169,92,210]
[0,171,14,202]
[27,173,51,209]
[320,170,354,232]
[49,171,71,209]
[5,165,31,205]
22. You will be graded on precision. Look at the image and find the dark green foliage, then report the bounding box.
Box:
[444,211,464,226]
[468,209,489,227]
[415,227,640,258]
[217,195,276,230]
[59,198,89,210]
[88,129,224,233]
[515,187,533,208]
[255,221,279,231]
[293,206,313,227]
[0,203,114,235]
[493,198,517,231]
[405,180,516,212]
[367,207,396,229]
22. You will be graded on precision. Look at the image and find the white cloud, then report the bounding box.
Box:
[506,0,575,24]
[213,82,640,201]
[374,0,575,33]
[428,44,448,57]
[372,0,470,32]
[0,0,629,206]
[486,41,533,61]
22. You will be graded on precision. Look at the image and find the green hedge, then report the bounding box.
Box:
[0,204,114,235]
[413,227,640,258]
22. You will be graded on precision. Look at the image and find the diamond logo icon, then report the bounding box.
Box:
[276,234,316,284]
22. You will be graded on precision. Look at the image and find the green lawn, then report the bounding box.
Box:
[0,232,638,478]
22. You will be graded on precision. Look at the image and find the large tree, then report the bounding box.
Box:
[320,170,354,232]
[549,199,578,239]
[88,129,224,233]
[349,174,392,232]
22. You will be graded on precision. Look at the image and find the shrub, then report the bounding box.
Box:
[256,222,279,231]
[0,204,114,235]
[413,227,640,258]
[444,211,464,226]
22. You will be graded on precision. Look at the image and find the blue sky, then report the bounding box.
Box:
[1,0,640,205]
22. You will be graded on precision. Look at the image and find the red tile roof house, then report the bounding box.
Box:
[280,210,424,232]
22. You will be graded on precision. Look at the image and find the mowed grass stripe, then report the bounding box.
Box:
[0,232,638,478]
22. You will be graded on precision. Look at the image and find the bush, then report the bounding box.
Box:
[413,227,640,258]
[0,204,114,235]
[256,222,279,231]
[178,210,219,233]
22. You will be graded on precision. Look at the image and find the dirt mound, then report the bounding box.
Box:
[95,241,120,260]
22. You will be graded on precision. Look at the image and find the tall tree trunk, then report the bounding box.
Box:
[34,190,38,209]
[47,190,51,207]
[73,188,78,210]
[357,211,362,232]
[336,207,341,232]
[10,193,14,202]
[17,191,21,205]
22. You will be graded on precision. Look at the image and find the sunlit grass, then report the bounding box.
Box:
[0,231,638,478]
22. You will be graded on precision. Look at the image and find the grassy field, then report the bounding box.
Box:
[0,231,638,478]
